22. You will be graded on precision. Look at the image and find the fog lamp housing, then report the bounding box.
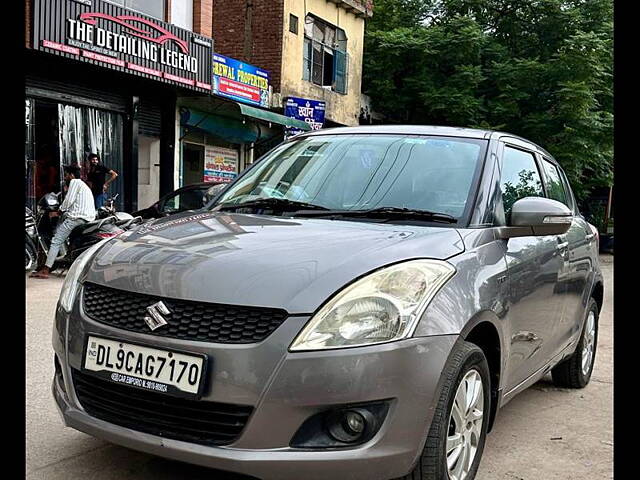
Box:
[290,400,390,448]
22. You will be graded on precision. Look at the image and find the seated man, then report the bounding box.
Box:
[30,165,96,279]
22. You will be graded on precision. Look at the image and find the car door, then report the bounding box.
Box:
[539,157,594,351]
[498,142,566,391]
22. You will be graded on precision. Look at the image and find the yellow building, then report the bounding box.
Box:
[279,0,372,126]
[212,0,373,129]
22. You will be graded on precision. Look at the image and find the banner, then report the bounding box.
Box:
[284,97,326,138]
[204,146,238,183]
[32,0,213,91]
[212,54,270,107]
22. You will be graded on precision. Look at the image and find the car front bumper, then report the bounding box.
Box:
[53,300,458,480]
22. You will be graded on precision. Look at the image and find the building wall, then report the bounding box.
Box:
[212,0,285,91]
[193,0,214,37]
[281,0,366,126]
[137,135,161,208]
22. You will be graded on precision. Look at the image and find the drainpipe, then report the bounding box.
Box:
[244,0,253,61]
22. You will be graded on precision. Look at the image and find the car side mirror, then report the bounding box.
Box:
[498,197,573,239]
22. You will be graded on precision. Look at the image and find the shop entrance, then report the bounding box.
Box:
[33,100,61,204]
[25,97,125,211]
[182,143,205,185]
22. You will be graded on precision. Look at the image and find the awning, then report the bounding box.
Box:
[237,103,311,131]
[180,107,261,143]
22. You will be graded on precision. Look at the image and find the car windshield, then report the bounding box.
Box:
[214,134,487,222]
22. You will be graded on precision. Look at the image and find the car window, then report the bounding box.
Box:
[215,135,487,221]
[540,158,569,207]
[500,146,544,214]
[162,188,208,213]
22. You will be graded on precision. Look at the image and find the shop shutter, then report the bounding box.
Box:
[25,74,127,112]
[138,99,162,138]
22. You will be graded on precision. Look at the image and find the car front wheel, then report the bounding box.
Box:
[398,341,491,480]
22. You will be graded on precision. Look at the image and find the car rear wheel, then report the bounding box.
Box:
[551,298,599,388]
[398,341,491,480]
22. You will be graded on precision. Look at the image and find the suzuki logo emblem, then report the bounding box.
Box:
[144,301,170,331]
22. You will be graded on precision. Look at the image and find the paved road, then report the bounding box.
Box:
[26,256,613,480]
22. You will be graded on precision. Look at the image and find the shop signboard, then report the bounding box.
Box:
[284,97,326,138]
[212,54,270,107]
[204,146,238,183]
[32,0,213,91]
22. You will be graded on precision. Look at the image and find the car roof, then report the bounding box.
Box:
[293,125,556,164]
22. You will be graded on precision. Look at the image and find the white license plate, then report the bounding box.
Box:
[83,336,206,397]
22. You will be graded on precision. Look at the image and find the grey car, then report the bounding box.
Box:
[52,126,603,480]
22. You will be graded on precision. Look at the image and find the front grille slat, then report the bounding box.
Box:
[75,384,245,430]
[72,369,253,446]
[75,372,248,418]
[82,282,289,344]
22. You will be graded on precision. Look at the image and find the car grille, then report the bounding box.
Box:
[82,282,289,344]
[72,368,253,446]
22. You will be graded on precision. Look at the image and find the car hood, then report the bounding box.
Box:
[85,211,465,313]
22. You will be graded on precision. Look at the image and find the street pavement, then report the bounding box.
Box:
[26,256,613,480]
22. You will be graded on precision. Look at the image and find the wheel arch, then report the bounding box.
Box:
[591,280,604,314]
[460,312,505,433]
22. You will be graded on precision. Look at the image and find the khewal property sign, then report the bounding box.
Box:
[212,54,270,107]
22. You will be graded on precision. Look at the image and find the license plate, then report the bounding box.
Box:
[83,335,206,398]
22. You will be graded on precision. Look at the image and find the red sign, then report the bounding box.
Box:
[217,77,261,103]
[164,72,194,86]
[196,81,212,90]
[41,40,79,55]
[127,62,162,77]
[82,49,125,67]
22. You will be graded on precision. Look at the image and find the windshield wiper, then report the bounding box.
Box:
[291,206,457,223]
[216,197,330,212]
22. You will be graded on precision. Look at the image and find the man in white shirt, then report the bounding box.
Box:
[30,165,96,279]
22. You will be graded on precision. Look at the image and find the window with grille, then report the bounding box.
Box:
[302,15,348,94]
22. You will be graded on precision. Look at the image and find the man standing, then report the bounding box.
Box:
[87,153,118,208]
[30,165,96,279]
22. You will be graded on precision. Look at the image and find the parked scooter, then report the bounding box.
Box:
[27,192,125,273]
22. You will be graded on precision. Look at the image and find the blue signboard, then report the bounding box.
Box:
[284,97,326,137]
[212,54,270,107]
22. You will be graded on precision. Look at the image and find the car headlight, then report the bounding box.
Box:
[58,239,110,313]
[290,259,456,351]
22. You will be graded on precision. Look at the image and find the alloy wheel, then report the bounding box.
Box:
[447,369,484,480]
[581,311,596,376]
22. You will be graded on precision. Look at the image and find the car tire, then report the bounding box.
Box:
[398,341,491,480]
[551,298,599,388]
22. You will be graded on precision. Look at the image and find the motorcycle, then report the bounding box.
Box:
[25,207,38,273]
[97,193,143,230]
[27,192,126,273]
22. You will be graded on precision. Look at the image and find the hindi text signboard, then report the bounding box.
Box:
[212,54,270,107]
[284,97,326,138]
[204,146,238,183]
